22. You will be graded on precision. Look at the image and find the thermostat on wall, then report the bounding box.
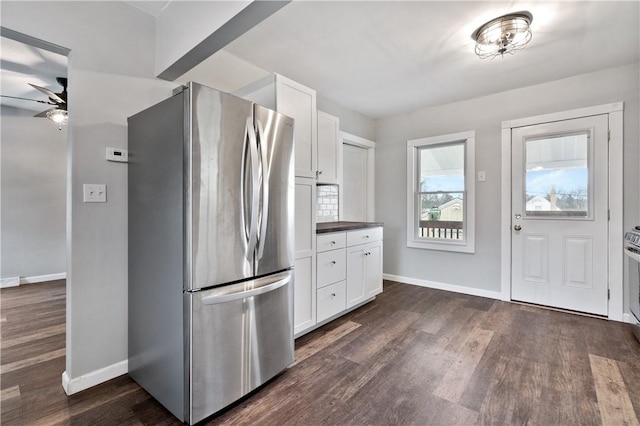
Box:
[106,147,128,163]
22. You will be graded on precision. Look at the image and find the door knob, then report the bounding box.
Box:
[514,224,522,231]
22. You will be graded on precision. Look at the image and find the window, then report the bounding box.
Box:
[524,131,591,218]
[407,131,475,253]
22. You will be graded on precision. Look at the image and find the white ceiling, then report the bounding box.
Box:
[217,1,639,119]
[122,0,171,17]
[0,36,67,112]
[3,1,638,121]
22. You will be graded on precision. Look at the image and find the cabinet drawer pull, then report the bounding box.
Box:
[330,260,336,265]
[364,235,370,239]
[330,241,336,245]
[331,293,336,297]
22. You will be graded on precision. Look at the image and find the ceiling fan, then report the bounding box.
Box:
[1,77,68,128]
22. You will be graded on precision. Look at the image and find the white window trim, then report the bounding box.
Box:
[406,130,475,253]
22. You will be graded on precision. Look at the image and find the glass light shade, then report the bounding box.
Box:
[46,109,68,126]
[471,11,533,59]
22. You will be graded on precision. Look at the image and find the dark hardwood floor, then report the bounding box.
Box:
[2,279,640,425]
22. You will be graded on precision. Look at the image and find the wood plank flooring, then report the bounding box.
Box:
[2,279,640,425]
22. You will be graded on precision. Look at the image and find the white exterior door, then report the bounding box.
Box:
[511,114,609,315]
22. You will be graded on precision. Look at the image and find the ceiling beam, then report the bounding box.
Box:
[1,26,71,56]
[157,1,290,81]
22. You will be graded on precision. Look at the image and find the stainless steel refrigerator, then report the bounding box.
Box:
[128,82,295,424]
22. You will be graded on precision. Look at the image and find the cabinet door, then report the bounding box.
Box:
[295,178,316,258]
[346,246,366,308]
[317,111,340,184]
[276,75,317,178]
[294,177,316,336]
[294,255,316,335]
[365,242,383,297]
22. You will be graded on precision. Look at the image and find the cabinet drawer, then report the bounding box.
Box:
[317,280,346,323]
[347,227,383,246]
[317,232,346,253]
[317,248,346,288]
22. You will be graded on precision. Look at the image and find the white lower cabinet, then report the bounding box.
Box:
[346,245,366,307]
[317,280,346,322]
[294,256,315,335]
[317,249,346,288]
[346,240,383,307]
[294,178,316,336]
[314,227,383,329]
[364,242,383,298]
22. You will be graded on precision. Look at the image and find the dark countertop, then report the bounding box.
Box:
[316,221,385,234]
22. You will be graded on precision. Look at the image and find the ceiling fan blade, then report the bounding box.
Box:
[34,107,57,118]
[0,94,52,105]
[28,83,65,104]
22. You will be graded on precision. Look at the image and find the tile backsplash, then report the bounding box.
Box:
[317,185,339,222]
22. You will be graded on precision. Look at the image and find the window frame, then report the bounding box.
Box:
[406,131,475,253]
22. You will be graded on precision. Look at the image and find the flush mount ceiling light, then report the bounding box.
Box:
[471,11,533,59]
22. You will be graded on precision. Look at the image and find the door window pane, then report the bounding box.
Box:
[525,132,590,217]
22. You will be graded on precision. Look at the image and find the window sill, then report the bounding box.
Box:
[407,239,475,254]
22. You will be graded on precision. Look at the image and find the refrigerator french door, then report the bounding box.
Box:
[128,83,294,425]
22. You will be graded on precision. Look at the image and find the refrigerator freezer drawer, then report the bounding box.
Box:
[187,270,294,424]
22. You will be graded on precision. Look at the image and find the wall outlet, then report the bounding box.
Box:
[83,184,107,203]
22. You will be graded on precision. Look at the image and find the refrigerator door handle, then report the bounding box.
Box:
[241,117,259,262]
[200,273,291,305]
[256,119,269,260]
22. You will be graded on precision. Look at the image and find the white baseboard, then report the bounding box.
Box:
[1,277,20,288]
[623,313,638,325]
[383,273,502,300]
[1,273,66,288]
[62,359,128,395]
[22,273,66,285]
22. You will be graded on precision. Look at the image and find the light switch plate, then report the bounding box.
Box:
[478,171,486,182]
[83,184,107,203]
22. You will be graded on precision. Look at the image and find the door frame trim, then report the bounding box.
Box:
[500,102,624,320]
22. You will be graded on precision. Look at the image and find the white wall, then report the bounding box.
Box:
[1,1,175,388]
[317,94,376,141]
[1,106,66,280]
[376,64,639,300]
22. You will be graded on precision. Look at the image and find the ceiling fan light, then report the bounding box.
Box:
[46,108,68,127]
[471,11,533,59]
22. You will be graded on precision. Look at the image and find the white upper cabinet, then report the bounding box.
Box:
[234,74,317,178]
[316,111,341,184]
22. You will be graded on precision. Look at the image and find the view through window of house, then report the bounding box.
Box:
[525,131,590,217]
[418,142,465,240]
